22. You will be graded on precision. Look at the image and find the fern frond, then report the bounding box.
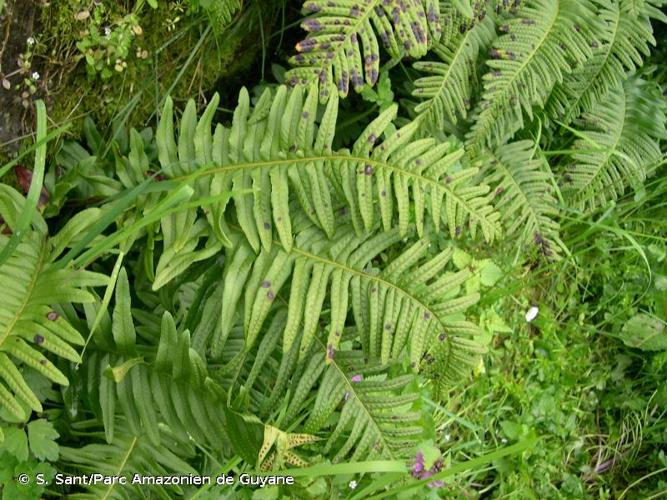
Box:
[481,140,563,257]
[562,77,667,211]
[226,323,426,463]
[200,0,242,34]
[412,11,496,129]
[546,0,665,124]
[79,298,230,450]
[0,190,106,421]
[300,351,421,462]
[59,422,197,499]
[217,224,485,369]
[285,0,441,101]
[466,0,596,152]
[152,85,500,268]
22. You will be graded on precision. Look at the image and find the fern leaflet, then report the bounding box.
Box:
[285,0,441,101]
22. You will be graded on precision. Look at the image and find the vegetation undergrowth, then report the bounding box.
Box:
[0,0,666,498]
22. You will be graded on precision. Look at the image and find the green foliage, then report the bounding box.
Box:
[73,4,145,79]
[198,0,242,34]
[1,0,666,497]
[286,0,441,101]
[481,140,563,257]
[546,0,667,125]
[0,189,107,422]
[467,0,598,151]
[412,11,496,130]
[562,77,667,211]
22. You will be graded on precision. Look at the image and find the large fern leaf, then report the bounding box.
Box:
[151,85,500,285]
[562,77,667,211]
[0,187,106,422]
[546,0,666,124]
[481,140,563,257]
[285,0,441,101]
[220,313,426,463]
[216,223,485,371]
[411,4,496,129]
[466,0,597,152]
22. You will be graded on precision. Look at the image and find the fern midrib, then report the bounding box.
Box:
[473,2,560,143]
[100,435,138,500]
[292,245,443,333]
[561,4,621,123]
[0,239,46,350]
[174,154,490,229]
[230,221,444,333]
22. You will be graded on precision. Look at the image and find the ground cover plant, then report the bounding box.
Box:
[0,0,666,498]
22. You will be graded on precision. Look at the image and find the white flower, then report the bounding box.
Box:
[444,433,451,442]
[27,37,35,46]
[348,480,357,490]
[104,26,111,37]
[525,306,539,322]
[31,71,40,81]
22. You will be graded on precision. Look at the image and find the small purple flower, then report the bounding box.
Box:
[412,450,445,487]
[411,451,425,477]
[351,374,363,383]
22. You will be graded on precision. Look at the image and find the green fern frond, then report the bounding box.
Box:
[285,0,441,101]
[412,10,496,129]
[79,291,230,449]
[466,0,597,152]
[59,422,197,499]
[217,224,485,369]
[227,323,426,462]
[562,77,667,211]
[300,352,421,462]
[481,140,563,257]
[546,0,665,124]
[200,0,242,34]
[152,85,500,271]
[0,190,107,422]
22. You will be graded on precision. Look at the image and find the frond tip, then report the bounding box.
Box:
[466,0,597,151]
[482,140,563,258]
[286,0,441,101]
